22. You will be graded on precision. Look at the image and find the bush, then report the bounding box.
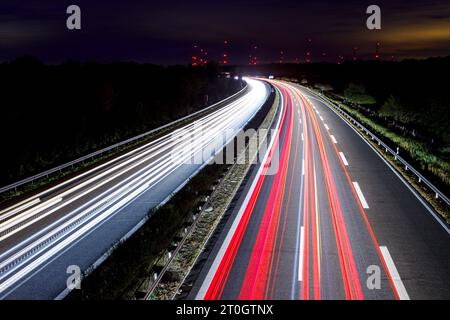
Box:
[343,83,376,105]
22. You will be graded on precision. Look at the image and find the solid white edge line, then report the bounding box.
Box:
[339,152,349,166]
[302,88,450,234]
[52,83,269,300]
[298,226,304,282]
[0,79,270,299]
[379,246,410,300]
[5,79,270,300]
[194,85,285,300]
[352,182,369,209]
[302,159,305,175]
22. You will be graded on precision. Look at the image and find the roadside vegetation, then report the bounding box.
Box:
[237,57,450,195]
[343,83,376,105]
[0,57,241,188]
[320,95,450,223]
[329,94,450,189]
[67,83,274,300]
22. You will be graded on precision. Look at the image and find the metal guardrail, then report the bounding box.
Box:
[140,82,278,300]
[0,84,249,195]
[303,86,450,208]
[142,193,210,300]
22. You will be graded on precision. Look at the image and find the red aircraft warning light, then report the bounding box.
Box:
[352,47,358,61]
[375,42,381,60]
[249,44,258,65]
[222,40,229,65]
[279,51,285,64]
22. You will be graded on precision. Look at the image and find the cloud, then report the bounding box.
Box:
[383,23,450,45]
[1,0,449,62]
[340,2,450,58]
[0,3,61,49]
[0,20,52,47]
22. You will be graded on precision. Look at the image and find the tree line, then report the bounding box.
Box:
[235,56,450,150]
[0,57,241,185]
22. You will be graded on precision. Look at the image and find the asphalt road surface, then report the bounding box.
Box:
[191,80,450,300]
[0,78,269,300]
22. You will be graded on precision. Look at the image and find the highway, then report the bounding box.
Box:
[191,80,450,300]
[0,78,270,300]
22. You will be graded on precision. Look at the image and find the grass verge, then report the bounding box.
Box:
[66,84,274,300]
[149,86,279,300]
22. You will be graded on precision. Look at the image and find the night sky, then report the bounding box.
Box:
[1,0,449,64]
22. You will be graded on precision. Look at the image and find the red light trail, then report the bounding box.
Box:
[200,79,409,300]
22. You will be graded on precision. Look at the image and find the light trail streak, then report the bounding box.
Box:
[0,79,269,296]
[197,85,285,300]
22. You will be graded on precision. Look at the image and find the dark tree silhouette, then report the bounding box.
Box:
[0,58,241,185]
